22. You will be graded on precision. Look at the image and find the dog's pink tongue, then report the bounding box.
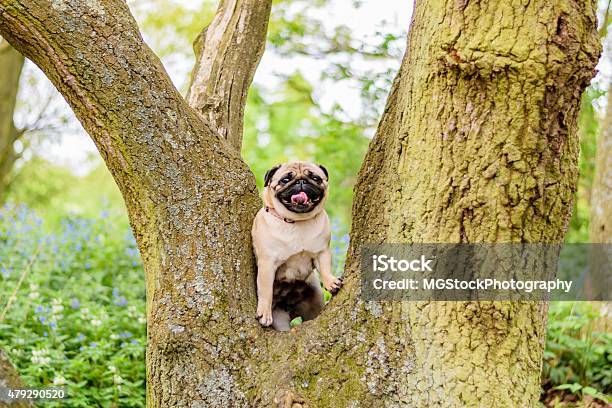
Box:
[291,191,308,204]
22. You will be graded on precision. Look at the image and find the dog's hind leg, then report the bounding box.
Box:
[294,281,324,321]
[272,308,291,331]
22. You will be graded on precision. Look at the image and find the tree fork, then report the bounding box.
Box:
[0,0,601,406]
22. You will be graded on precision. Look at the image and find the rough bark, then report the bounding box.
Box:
[0,1,601,408]
[347,0,601,406]
[0,1,261,406]
[0,349,33,408]
[0,39,24,203]
[186,0,272,150]
[590,86,611,243]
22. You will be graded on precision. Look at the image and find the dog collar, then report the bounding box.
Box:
[265,206,295,224]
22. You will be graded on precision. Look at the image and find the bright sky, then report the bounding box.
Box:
[13,0,610,176]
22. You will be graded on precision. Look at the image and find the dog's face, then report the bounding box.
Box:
[263,161,329,220]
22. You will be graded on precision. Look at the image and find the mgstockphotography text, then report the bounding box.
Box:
[361,244,610,301]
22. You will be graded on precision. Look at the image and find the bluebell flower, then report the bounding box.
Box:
[71,299,80,309]
[130,339,138,345]
[115,297,127,307]
[35,305,44,313]
[112,288,120,298]
[120,331,133,338]
[90,342,98,348]
[49,322,57,329]
[76,334,85,342]
[101,210,110,219]
[85,262,91,270]
[39,316,46,324]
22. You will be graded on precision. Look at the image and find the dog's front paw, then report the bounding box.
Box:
[323,276,343,294]
[256,303,273,327]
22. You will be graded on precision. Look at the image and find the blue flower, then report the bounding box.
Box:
[112,288,120,298]
[115,297,127,307]
[71,299,80,309]
[35,306,44,313]
[85,262,91,270]
[39,316,46,324]
[90,342,98,348]
[49,322,57,330]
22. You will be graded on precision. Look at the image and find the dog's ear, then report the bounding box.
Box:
[318,164,329,180]
[264,165,281,187]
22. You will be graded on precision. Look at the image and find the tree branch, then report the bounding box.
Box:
[0,0,228,201]
[0,39,24,203]
[186,0,272,150]
[0,0,262,332]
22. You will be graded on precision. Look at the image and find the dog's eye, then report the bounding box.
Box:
[311,175,322,183]
[280,177,291,184]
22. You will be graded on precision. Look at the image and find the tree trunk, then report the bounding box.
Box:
[0,40,24,204]
[0,349,33,408]
[346,0,600,405]
[590,85,611,243]
[0,0,600,407]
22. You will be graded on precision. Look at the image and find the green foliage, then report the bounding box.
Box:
[8,159,126,224]
[7,158,74,210]
[0,204,145,407]
[543,302,611,403]
[553,383,610,404]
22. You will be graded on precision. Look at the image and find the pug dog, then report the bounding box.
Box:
[251,161,343,331]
